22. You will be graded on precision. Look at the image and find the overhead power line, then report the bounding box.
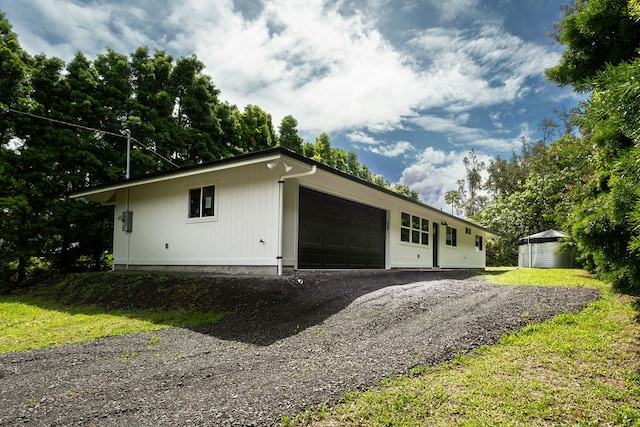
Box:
[8,108,123,138]
[6,108,179,169]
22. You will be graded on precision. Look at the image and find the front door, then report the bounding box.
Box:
[432,222,439,268]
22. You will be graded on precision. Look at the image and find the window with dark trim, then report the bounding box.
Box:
[421,218,429,246]
[401,212,411,242]
[189,185,215,218]
[401,212,429,245]
[475,235,483,251]
[446,226,457,246]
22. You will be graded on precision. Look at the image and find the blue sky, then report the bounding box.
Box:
[1,0,579,209]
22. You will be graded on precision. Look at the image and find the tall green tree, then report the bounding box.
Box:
[546,0,640,91]
[484,137,544,198]
[278,115,303,153]
[13,53,116,275]
[170,55,223,163]
[444,149,487,218]
[0,12,33,283]
[312,132,334,166]
[214,101,243,154]
[567,60,640,288]
[546,0,640,289]
[128,47,177,173]
[0,11,31,118]
[239,104,276,152]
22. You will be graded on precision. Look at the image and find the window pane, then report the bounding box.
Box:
[446,226,457,246]
[202,185,215,217]
[421,218,429,232]
[401,212,410,227]
[476,235,483,250]
[412,215,420,229]
[412,230,420,243]
[189,188,201,218]
[401,227,410,242]
[421,232,429,245]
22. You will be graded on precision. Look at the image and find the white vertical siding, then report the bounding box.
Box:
[112,163,280,269]
[281,180,299,269]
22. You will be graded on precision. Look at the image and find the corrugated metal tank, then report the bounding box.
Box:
[518,230,576,268]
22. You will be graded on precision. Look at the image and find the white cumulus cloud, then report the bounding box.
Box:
[399,147,492,210]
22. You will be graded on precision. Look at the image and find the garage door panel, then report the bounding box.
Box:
[324,252,347,267]
[325,214,347,230]
[348,219,368,232]
[324,233,347,248]
[367,253,384,267]
[348,234,368,249]
[348,252,367,268]
[300,210,323,227]
[298,187,385,269]
[299,250,324,267]
[299,229,323,246]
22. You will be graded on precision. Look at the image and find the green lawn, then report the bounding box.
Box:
[0,273,225,353]
[284,269,640,426]
[0,298,223,352]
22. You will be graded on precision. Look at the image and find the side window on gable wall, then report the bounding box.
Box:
[189,185,215,218]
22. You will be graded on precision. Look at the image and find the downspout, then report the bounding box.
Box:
[276,165,317,275]
[126,187,131,270]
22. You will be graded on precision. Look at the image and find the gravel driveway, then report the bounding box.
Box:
[0,270,600,426]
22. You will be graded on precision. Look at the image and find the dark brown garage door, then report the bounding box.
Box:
[298,187,386,269]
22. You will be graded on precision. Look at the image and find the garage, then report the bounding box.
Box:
[298,187,386,269]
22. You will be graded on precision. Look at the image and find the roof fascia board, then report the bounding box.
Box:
[71,150,282,199]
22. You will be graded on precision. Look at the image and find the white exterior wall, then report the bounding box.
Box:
[281,179,299,270]
[284,169,490,270]
[388,200,487,269]
[112,162,281,273]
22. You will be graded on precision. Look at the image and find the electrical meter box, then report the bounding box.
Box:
[121,211,133,232]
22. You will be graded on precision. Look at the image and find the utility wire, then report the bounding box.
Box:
[7,108,123,138]
[6,108,179,168]
[130,136,179,168]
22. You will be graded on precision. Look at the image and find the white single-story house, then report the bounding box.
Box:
[518,229,576,269]
[71,147,499,275]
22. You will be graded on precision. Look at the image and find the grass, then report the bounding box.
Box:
[0,272,225,353]
[284,268,640,426]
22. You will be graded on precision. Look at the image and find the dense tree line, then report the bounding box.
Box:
[447,0,640,291]
[0,12,415,287]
